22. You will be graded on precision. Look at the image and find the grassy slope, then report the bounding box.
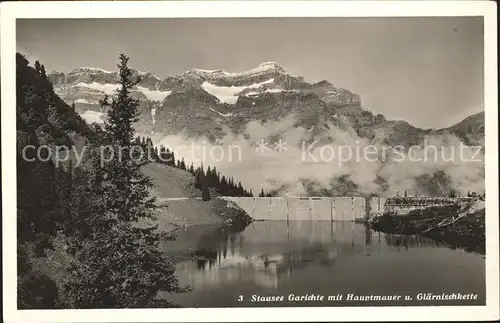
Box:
[141,163,250,232]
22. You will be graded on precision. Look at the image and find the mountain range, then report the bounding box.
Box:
[48,61,485,196]
[49,62,483,145]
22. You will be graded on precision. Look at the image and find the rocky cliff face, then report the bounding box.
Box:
[48,60,484,150]
[440,112,485,147]
[49,61,363,138]
[48,61,485,197]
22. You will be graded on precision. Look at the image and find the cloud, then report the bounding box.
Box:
[153,114,484,197]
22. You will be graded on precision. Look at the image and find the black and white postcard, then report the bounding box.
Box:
[1,1,498,322]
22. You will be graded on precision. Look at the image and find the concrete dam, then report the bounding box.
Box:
[223,196,387,221]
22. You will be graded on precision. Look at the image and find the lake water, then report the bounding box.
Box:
[160,221,485,307]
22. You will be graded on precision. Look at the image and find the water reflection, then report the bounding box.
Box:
[162,221,485,307]
[169,222,465,290]
[383,233,442,250]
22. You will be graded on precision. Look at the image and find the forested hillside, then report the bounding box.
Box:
[17,52,96,308]
[17,52,190,308]
[16,53,252,309]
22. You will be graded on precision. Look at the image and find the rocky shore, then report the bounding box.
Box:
[370,199,485,254]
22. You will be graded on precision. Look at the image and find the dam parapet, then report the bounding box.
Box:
[222,196,387,221]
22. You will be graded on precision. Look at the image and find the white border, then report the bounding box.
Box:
[1,1,498,322]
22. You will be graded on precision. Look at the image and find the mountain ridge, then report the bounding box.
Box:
[45,59,485,196]
[48,62,484,148]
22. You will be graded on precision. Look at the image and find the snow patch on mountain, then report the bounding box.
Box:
[79,67,114,74]
[245,88,299,96]
[220,62,285,77]
[80,110,104,124]
[193,68,222,73]
[74,98,100,105]
[75,82,121,95]
[151,108,157,125]
[190,62,286,78]
[136,86,172,102]
[201,78,274,104]
[266,88,288,93]
[208,107,233,117]
[183,62,287,88]
[68,82,171,102]
[137,70,161,79]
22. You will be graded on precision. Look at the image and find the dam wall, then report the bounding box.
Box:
[223,197,387,221]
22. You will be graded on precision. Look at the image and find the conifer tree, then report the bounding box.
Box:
[206,166,212,184]
[180,158,186,170]
[159,146,169,165]
[65,54,183,308]
[40,64,47,79]
[170,150,176,167]
[237,182,244,196]
[194,167,202,189]
[153,146,159,161]
[34,60,41,74]
[201,171,211,201]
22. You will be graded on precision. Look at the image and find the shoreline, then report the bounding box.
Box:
[369,199,485,254]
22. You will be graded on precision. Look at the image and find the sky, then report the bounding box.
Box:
[17,17,484,129]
